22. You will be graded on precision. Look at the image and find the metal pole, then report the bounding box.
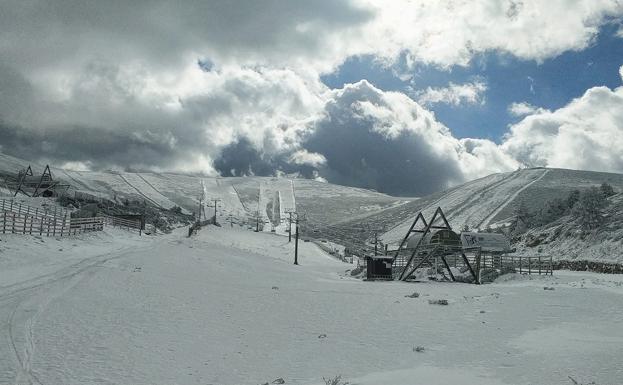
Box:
[288,212,293,242]
[294,218,299,265]
[374,232,378,255]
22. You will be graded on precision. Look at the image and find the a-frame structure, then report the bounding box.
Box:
[11,165,70,197]
[391,207,478,282]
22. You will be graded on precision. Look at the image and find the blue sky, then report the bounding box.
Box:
[322,23,623,142]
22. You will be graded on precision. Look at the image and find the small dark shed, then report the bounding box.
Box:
[366,256,394,280]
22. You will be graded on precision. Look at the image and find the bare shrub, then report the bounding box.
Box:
[323,375,349,385]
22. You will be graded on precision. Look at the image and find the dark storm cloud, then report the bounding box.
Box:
[214,137,316,178]
[303,81,464,196]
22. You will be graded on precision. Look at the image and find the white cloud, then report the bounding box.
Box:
[508,102,548,117]
[620,64,623,81]
[502,84,623,173]
[289,150,327,167]
[1,1,623,194]
[416,81,487,107]
[304,80,518,194]
[361,0,623,67]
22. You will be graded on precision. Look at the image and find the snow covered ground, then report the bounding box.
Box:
[1,226,622,385]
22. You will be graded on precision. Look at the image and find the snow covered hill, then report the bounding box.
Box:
[0,152,407,234]
[3,150,623,261]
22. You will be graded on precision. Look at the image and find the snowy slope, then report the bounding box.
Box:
[0,152,406,230]
[1,226,622,385]
[3,150,623,260]
[511,192,623,263]
[118,172,180,210]
[367,168,623,246]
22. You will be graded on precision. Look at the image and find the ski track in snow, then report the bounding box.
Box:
[117,173,162,208]
[478,169,550,230]
[0,233,152,385]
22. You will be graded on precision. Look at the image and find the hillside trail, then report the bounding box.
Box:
[476,168,550,230]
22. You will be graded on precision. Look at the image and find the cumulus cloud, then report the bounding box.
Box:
[416,81,487,107]
[502,84,623,172]
[508,102,548,117]
[303,81,517,195]
[288,150,327,167]
[1,1,623,196]
[362,0,623,67]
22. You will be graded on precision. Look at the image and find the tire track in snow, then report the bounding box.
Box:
[477,168,550,230]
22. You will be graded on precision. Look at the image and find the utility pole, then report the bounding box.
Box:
[206,198,221,224]
[252,210,261,232]
[291,212,305,265]
[368,225,386,256]
[197,195,203,222]
[285,209,296,242]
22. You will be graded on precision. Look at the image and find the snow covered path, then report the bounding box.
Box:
[1,228,622,385]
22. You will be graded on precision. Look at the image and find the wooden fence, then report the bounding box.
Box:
[1,198,143,236]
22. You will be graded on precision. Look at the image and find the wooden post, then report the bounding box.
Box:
[519,257,522,274]
[30,209,36,234]
[538,256,542,275]
[475,252,482,284]
[528,258,532,275]
[3,211,6,234]
[12,212,16,234]
[40,216,44,235]
[550,256,553,276]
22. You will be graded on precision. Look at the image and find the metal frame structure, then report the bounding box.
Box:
[391,207,478,282]
[9,165,70,197]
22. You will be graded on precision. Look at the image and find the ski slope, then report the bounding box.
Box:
[118,172,179,210]
[378,167,623,245]
[1,226,622,385]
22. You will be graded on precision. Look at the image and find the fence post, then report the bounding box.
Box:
[550,256,553,276]
[40,216,44,236]
[528,258,532,275]
[538,256,542,275]
[3,211,6,234]
[519,257,522,274]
